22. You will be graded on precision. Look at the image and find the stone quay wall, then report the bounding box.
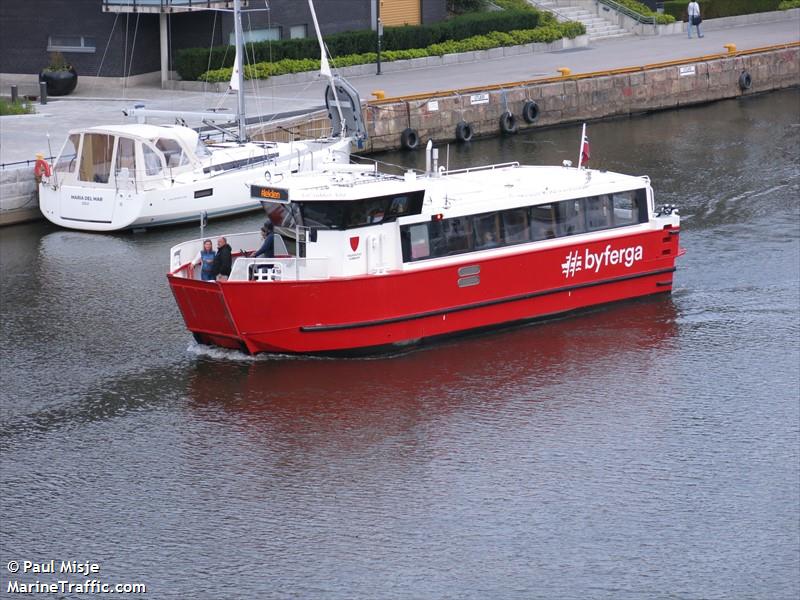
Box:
[1,44,797,226]
[358,44,799,153]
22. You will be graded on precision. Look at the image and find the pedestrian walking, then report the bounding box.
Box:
[687,1,703,38]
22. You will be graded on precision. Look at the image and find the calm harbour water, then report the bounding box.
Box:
[1,89,798,599]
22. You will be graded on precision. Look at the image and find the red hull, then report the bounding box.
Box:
[168,227,680,354]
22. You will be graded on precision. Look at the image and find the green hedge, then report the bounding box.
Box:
[779,0,800,8]
[176,9,545,80]
[199,22,585,83]
[663,0,780,20]
[615,0,676,23]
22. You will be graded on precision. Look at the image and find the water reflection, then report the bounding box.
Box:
[186,295,679,427]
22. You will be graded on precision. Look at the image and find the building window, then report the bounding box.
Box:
[229,27,281,45]
[289,25,308,39]
[48,35,96,53]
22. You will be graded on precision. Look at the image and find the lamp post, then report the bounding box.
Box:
[376,0,383,75]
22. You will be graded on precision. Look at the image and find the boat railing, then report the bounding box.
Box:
[443,162,519,176]
[170,230,263,276]
[229,257,330,282]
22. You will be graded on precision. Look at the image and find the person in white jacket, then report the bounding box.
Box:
[687,1,703,38]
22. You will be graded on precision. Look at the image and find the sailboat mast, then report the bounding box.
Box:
[233,0,247,142]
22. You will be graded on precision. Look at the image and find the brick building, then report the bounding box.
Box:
[0,0,447,82]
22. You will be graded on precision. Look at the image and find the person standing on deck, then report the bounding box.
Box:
[253,222,275,259]
[214,237,232,281]
[687,1,703,38]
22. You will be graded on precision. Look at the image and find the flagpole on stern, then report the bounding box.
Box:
[577,123,586,169]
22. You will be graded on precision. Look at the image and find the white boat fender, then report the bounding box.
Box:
[401,128,420,151]
[522,100,539,124]
[738,71,752,91]
[455,121,473,143]
[499,111,518,135]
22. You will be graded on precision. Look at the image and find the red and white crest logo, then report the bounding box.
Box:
[349,236,359,252]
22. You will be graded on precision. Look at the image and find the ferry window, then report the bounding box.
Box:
[586,195,612,231]
[115,137,136,174]
[300,202,346,229]
[530,204,557,240]
[611,191,637,226]
[408,224,430,260]
[438,216,473,255]
[156,138,189,168]
[55,134,80,174]
[473,212,501,250]
[503,207,530,244]
[78,133,113,184]
[142,145,164,177]
[554,199,586,237]
[387,195,409,217]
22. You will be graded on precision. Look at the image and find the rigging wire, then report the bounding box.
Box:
[91,12,119,95]
[203,10,218,101]
[123,13,141,100]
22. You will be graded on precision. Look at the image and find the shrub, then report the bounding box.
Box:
[448,0,486,13]
[614,0,676,23]
[199,21,585,83]
[175,9,544,80]
[778,0,800,8]
[0,98,34,115]
[663,0,780,20]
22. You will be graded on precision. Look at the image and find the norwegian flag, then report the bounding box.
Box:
[581,133,590,166]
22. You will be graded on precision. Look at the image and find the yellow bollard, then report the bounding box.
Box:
[724,43,737,54]
[557,67,571,77]
[371,90,385,100]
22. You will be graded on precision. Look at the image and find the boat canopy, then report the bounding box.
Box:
[51,123,207,187]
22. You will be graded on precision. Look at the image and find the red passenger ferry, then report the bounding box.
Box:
[167,142,683,355]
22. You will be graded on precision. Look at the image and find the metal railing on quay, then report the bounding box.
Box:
[596,0,657,25]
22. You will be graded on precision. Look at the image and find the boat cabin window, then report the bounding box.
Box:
[142,144,164,176]
[78,133,114,184]
[401,189,649,263]
[195,140,212,160]
[156,138,189,168]
[55,134,80,174]
[296,191,424,230]
[115,137,136,176]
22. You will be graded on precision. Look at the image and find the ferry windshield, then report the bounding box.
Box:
[297,191,424,230]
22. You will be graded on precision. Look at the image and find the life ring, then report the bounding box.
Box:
[455,121,473,143]
[738,71,752,91]
[522,100,539,124]
[34,157,51,179]
[499,111,518,135]
[400,127,420,151]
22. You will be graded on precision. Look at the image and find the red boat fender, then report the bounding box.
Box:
[34,154,51,179]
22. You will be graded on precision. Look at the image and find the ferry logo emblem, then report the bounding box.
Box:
[349,236,360,252]
[561,250,582,278]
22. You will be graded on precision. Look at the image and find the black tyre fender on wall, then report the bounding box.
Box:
[522,100,539,124]
[499,111,518,135]
[455,121,473,143]
[738,71,752,91]
[400,127,420,150]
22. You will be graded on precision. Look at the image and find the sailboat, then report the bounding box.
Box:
[38,0,366,232]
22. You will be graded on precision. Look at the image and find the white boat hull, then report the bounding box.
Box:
[39,138,351,232]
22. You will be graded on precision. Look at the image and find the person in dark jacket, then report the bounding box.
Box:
[253,222,275,259]
[214,236,232,280]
